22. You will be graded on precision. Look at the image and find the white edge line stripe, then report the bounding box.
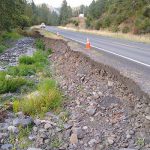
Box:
[65,36,150,68]
[48,29,150,68]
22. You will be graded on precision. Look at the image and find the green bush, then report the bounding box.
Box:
[2,31,22,40]
[122,26,130,33]
[7,65,36,76]
[35,39,45,50]
[0,72,27,94]
[19,55,35,65]
[47,48,53,54]
[135,16,150,33]
[0,44,7,53]
[94,20,101,30]
[9,50,49,76]
[33,50,48,64]
[143,5,150,18]
[13,79,62,116]
[102,17,111,28]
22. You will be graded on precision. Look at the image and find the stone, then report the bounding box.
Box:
[21,117,33,126]
[146,116,150,121]
[8,126,19,133]
[34,119,41,126]
[64,124,72,130]
[108,81,113,87]
[15,112,24,118]
[96,144,105,150]
[83,126,88,130]
[126,134,132,139]
[70,133,78,144]
[13,117,33,127]
[107,137,114,145]
[28,135,36,141]
[27,148,42,150]
[44,139,50,144]
[145,107,150,114]
[73,127,84,139]
[33,126,38,132]
[87,107,97,116]
[88,139,97,147]
[44,123,52,130]
[1,144,13,150]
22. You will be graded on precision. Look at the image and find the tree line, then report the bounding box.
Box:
[1,0,150,34]
[0,0,59,32]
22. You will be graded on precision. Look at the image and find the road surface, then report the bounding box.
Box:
[46,26,150,68]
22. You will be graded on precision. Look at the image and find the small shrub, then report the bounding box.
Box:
[135,16,150,33]
[13,79,62,116]
[122,26,130,33]
[47,48,53,54]
[0,72,27,94]
[2,31,22,40]
[143,5,150,18]
[19,56,35,65]
[33,50,48,64]
[7,65,36,76]
[94,21,101,30]
[102,17,111,28]
[35,39,45,50]
[0,44,7,53]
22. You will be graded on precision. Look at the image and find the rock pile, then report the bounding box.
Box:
[0,37,150,150]
[0,37,35,71]
[46,38,150,150]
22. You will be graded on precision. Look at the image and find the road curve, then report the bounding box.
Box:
[46,26,150,68]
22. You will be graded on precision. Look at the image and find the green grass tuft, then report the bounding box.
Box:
[19,56,35,65]
[0,44,7,53]
[7,65,36,76]
[0,71,27,94]
[13,79,62,116]
[2,31,22,40]
[35,39,45,50]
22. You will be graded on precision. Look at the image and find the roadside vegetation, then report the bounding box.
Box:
[58,0,150,35]
[0,39,62,117]
[0,31,22,54]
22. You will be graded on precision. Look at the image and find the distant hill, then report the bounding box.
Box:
[85,0,150,34]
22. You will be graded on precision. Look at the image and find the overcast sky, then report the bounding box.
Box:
[33,0,92,7]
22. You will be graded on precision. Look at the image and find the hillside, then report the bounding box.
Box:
[69,0,150,34]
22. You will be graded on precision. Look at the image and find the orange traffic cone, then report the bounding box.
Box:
[86,38,91,49]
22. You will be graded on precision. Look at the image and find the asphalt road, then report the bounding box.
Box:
[46,26,150,68]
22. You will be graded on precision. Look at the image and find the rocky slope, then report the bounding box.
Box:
[0,35,150,150]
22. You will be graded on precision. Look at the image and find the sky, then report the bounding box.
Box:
[33,0,92,8]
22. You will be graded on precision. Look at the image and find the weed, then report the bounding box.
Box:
[2,31,22,40]
[59,111,69,122]
[0,44,7,53]
[9,125,32,149]
[51,138,62,148]
[35,39,45,50]
[47,48,53,54]
[13,79,62,116]
[7,65,36,76]
[0,72,27,94]
[19,56,35,65]
[136,138,145,147]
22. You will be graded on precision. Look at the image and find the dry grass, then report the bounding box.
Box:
[59,26,150,44]
[40,30,62,39]
[31,25,62,39]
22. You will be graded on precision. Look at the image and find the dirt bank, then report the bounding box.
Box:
[43,36,150,150]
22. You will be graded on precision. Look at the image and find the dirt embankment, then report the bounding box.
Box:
[43,36,150,150]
